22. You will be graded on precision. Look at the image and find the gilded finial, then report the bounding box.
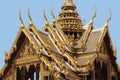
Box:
[64,0,67,3]
[28,8,33,25]
[44,10,49,25]
[44,10,48,22]
[107,9,112,23]
[64,0,75,7]
[90,6,97,23]
[19,10,25,28]
[51,9,56,19]
[4,51,9,60]
[47,38,51,52]
[69,0,73,3]
[105,9,112,27]
[64,0,73,3]
[114,46,117,57]
[92,6,97,20]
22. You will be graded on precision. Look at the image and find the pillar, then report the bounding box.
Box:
[92,70,95,80]
[17,68,21,80]
[14,68,17,80]
[30,73,34,80]
[107,64,111,80]
[85,76,87,80]
[90,68,95,80]
[36,68,39,80]
[83,75,87,80]
[21,69,26,80]
[40,63,43,80]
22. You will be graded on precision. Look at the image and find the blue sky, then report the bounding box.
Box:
[0,0,120,69]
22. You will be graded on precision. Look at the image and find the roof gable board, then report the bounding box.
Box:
[96,26,116,58]
[99,30,118,72]
[8,27,39,60]
[28,22,63,54]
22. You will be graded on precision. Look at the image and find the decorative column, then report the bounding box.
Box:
[40,63,43,80]
[14,68,17,80]
[93,69,95,80]
[36,72,39,80]
[92,65,95,80]
[107,64,111,80]
[83,75,87,80]
[85,75,87,80]
[30,73,34,80]
[36,66,40,80]
[21,69,26,80]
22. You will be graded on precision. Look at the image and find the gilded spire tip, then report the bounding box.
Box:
[63,0,75,7]
[65,0,73,3]
[105,9,112,27]
[92,6,97,20]
[28,8,33,25]
[44,10,49,24]
[51,8,56,19]
[107,9,112,23]
[19,10,24,28]
[90,6,97,24]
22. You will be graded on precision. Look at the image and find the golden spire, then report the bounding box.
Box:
[58,0,83,34]
[57,0,84,41]
[64,0,75,6]
[65,0,73,3]
[19,10,25,29]
[62,0,76,10]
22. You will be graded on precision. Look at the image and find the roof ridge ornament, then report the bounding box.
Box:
[92,7,97,21]
[107,9,112,24]
[51,9,56,19]
[19,10,25,28]
[4,51,9,60]
[44,10,48,22]
[44,10,49,25]
[28,8,33,25]
[105,9,112,27]
[90,6,97,23]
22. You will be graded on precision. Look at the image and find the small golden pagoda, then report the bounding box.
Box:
[0,0,120,80]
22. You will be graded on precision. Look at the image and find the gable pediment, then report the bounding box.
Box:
[100,39,109,54]
[99,31,115,58]
[5,26,40,63]
[15,38,36,59]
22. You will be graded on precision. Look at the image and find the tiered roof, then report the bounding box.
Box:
[0,0,119,79]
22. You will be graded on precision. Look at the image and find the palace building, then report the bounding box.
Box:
[0,0,120,80]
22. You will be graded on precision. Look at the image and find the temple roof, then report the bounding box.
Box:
[0,0,119,79]
[84,29,102,53]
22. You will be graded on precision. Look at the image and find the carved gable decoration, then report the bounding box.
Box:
[99,33,115,59]
[100,40,108,54]
[16,38,36,59]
